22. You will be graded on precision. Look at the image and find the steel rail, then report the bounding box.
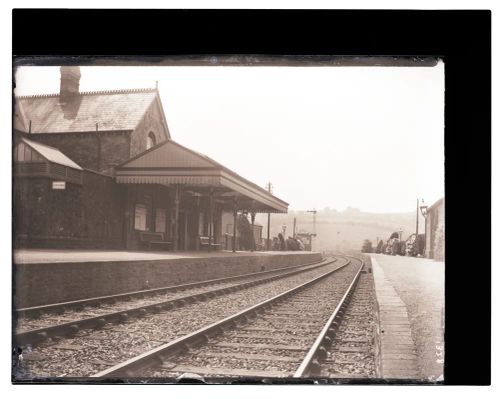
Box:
[91,257,352,378]
[293,255,365,378]
[15,257,338,346]
[16,257,333,318]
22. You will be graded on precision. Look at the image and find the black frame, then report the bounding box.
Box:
[12,9,491,385]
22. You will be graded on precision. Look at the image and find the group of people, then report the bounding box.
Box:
[272,233,306,251]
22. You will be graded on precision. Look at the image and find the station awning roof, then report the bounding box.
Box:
[115,140,288,213]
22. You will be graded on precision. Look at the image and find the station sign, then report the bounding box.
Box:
[52,181,66,190]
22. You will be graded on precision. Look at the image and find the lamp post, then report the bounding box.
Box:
[281,224,287,250]
[420,199,429,257]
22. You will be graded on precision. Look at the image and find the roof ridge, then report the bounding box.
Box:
[15,87,157,99]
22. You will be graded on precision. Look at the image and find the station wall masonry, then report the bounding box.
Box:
[14,252,322,308]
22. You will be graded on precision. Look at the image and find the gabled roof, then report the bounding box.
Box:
[14,88,159,134]
[121,139,216,169]
[116,140,289,213]
[19,138,83,170]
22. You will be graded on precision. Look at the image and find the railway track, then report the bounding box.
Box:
[90,255,367,381]
[15,257,337,346]
[318,272,376,378]
[15,257,353,379]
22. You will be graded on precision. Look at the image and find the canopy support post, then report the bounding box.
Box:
[208,189,214,253]
[232,197,238,252]
[183,211,188,251]
[250,211,256,252]
[173,185,180,251]
[195,196,201,251]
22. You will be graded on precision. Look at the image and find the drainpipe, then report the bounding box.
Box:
[96,123,101,171]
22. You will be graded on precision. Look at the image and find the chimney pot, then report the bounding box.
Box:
[60,66,81,100]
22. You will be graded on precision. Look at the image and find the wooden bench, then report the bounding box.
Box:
[139,232,172,251]
[199,236,222,251]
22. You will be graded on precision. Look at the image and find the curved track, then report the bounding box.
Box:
[91,255,366,381]
[15,257,350,379]
[15,257,336,346]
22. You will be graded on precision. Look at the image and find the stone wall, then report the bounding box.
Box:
[14,252,323,308]
[14,171,125,249]
[425,199,445,260]
[31,133,101,171]
[27,131,131,174]
[99,132,132,174]
[130,99,170,157]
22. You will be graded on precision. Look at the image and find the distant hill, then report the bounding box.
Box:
[254,207,422,252]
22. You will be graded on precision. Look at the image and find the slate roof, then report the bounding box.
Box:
[14,88,158,134]
[20,138,83,170]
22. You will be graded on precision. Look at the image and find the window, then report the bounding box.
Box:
[14,143,43,162]
[134,204,148,231]
[146,132,156,149]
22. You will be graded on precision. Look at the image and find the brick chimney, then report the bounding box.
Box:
[59,66,81,100]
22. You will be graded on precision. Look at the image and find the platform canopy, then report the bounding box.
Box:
[115,140,288,213]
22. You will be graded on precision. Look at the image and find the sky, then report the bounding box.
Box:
[14,62,444,213]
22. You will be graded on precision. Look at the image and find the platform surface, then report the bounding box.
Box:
[14,249,314,265]
[371,254,444,382]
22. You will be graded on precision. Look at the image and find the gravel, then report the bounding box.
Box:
[323,273,376,378]
[15,260,329,332]
[143,259,362,379]
[14,260,347,379]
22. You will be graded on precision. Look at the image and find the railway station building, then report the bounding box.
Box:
[424,197,444,260]
[13,66,288,251]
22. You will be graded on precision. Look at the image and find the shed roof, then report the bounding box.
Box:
[14,88,159,134]
[20,138,83,170]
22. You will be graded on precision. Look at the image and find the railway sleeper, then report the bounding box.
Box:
[185,335,208,348]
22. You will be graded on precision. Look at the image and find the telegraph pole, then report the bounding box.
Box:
[307,209,317,251]
[420,199,429,257]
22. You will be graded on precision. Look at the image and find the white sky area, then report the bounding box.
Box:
[14,63,444,213]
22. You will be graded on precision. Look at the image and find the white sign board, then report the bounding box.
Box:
[52,181,66,190]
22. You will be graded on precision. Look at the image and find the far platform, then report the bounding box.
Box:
[371,254,444,382]
[14,249,314,265]
[14,249,323,308]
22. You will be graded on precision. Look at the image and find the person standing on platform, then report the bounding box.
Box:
[278,233,286,250]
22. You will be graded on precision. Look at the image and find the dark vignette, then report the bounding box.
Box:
[12,9,491,385]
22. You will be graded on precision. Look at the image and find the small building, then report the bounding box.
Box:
[13,66,288,250]
[425,197,444,260]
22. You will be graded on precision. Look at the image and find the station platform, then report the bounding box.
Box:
[14,249,311,264]
[371,254,444,382]
[13,249,322,308]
